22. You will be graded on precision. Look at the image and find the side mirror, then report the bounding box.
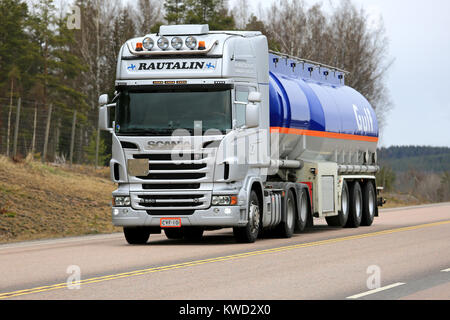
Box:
[248,91,262,103]
[245,103,259,128]
[99,104,113,132]
[99,94,108,106]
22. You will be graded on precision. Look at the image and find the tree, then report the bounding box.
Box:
[136,0,164,34]
[376,166,396,192]
[164,0,185,24]
[0,0,34,94]
[184,0,235,30]
[245,14,267,34]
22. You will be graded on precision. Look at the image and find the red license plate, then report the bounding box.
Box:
[160,218,181,228]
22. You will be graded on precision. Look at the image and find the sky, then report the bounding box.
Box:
[232,0,450,147]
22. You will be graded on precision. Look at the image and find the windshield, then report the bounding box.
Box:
[116,88,232,135]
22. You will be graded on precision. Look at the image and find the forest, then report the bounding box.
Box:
[0,0,392,166]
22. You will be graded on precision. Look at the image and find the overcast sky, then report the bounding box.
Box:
[234,0,450,147]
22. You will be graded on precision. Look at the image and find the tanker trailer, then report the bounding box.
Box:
[99,25,383,244]
[267,51,381,231]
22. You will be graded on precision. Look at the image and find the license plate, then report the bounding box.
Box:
[160,218,182,228]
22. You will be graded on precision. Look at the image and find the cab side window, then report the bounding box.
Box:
[234,86,250,127]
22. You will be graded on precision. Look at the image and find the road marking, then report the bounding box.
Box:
[0,219,449,299]
[441,268,450,272]
[346,282,406,299]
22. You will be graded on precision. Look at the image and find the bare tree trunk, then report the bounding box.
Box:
[42,104,52,162]
[6,78,13,157]
[12,97,21,158]
[70,110,77,166]
[31,102,37,156]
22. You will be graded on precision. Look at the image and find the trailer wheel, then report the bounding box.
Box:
[277,189,296,238]
[345,181,363,228]
[233,190,260,243]
[183,227,204,241]
[164,228,184,240]
[123,227,150,245]
[295,188,308,233]
[361,181,376,226]
[326,180,350,227]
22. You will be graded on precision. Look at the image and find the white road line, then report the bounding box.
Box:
[441,268,450,272]
[347,282,406,299]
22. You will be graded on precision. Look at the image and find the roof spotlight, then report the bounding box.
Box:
[157,37,169,50]
[142,37,154,50]
[185,36,197,49]
[171,37,183,50]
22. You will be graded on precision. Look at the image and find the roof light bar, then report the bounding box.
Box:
[126,40,218,56]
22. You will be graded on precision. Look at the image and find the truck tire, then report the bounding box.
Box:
[345,181,363,228]
[183,227,204,241]
[233,190,260,243]
[326,180,350,227]
[277,189,296,238]
[361,181,376,226]
[295,188,308,233]
[123,227,150,245]
[164,228,184,240]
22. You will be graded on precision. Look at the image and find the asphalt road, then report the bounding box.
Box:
[0,203,449,300]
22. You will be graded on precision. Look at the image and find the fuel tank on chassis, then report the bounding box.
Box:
[268,54,379,165]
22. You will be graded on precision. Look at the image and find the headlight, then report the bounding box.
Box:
[212,195,237,206]
[185,36,197,49]
[157,37,169,50]
[171,37,183,50]
[142,37,154,50]
[113,196,131,207]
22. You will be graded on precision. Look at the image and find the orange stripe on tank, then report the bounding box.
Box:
[270,127,379,142]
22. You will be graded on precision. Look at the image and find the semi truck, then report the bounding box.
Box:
[99,24,383,245]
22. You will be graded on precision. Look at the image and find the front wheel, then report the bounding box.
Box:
[123,227,150,245]
[233,190,261,243]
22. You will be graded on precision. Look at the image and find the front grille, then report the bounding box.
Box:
[131,191,211,211]
[133,153,206,161]
[148,163,206,170]
[132,152,210,182]
[142,184,200,190]
[137,172,206,180]
[147,210,195,216]
[137,194,205,208]
[129,149,214,211]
